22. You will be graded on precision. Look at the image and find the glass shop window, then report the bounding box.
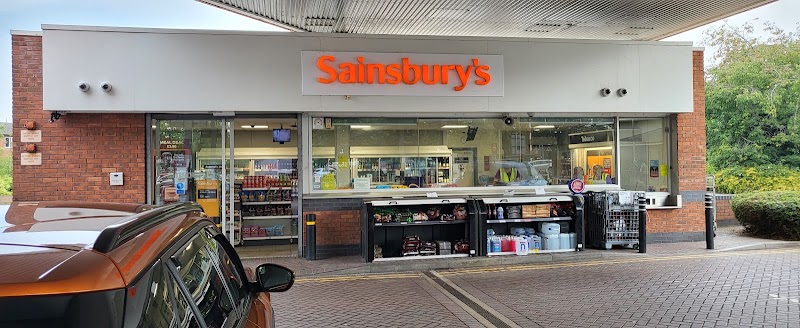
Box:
[310,117,616,190]
[619,118,671,192]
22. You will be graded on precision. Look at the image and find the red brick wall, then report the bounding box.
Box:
[647,50,707,234]
[677,51,707,192]
[302,210,360,246]
[716,198,735,221]
[12,35,146,203]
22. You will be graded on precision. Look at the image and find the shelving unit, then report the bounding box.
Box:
[241,201,292,205]
[476,195,584,256]
[486,217,572,224]
[361,198,479,262]
[243,236,296,241]
[487,249,574,256]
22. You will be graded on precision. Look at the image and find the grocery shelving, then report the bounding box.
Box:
[486,217,572,224]
[241,201,292,205]
[243,236,297,241]
[244,215,298,220]
[374,220,468,227]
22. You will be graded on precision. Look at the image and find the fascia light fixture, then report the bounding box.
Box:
[533,125,556,129]
[242,125,269,129]
[351,125,372,129]
[441,125,469,129]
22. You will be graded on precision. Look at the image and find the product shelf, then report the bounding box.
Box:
[487,249,575,256]
[241,187,293,191]
[241,201,292,205]
[242,235,297,241]
[372,254,469,262]
[243,215,298,220]
[486,217,572,224]
[374,220,468,227]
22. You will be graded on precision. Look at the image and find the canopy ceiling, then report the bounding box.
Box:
[197,0,775,40]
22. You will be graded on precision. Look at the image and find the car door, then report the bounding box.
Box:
[168,226,244,328]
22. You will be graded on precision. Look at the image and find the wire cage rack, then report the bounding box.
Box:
[585,190,645,250]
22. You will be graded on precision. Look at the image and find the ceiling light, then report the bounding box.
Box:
[241,125,269,129]
[533,125,555,129]
[351,125,372,129]
[441,125,469,129]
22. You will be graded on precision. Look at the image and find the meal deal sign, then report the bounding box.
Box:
[301,51,504,96]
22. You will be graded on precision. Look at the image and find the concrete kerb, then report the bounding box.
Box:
[288,241,800,278]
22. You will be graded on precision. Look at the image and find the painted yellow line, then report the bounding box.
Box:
[442,248,800,276]
[296,273,421,284]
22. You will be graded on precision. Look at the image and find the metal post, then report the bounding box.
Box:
[305,214,317,260]
[705,193,715,250]
[638,196,647,253]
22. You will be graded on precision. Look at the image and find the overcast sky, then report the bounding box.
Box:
[1,0,798,122]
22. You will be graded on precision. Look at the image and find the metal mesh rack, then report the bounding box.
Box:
[585,191,645,250]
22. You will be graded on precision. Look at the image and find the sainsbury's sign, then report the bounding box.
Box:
[301,51,504,96]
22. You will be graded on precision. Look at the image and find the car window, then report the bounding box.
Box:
[206,228,248,311]
[169,273,202,328]
[124,260,175,328]
[171,231,238,328]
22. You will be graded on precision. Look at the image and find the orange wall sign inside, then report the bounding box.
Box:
[301,51,504,96]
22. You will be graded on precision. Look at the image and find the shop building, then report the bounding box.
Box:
[12,25,706,258]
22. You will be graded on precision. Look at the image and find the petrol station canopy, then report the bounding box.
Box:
[197,0,775,40]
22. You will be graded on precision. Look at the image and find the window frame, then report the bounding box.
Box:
[617,116,674,194]
[304,114,623,195]
[162,221,253,328]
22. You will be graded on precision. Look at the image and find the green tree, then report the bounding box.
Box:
[704,21,800,171]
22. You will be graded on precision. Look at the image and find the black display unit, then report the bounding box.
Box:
[361,198,480,262]
[475,195,584,256]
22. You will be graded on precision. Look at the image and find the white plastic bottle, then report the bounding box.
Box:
[515,236,530,255]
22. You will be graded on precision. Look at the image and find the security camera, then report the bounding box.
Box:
[617,88,628,97]
[503,116,515,126]
[100,82,112,92]
[49,111,65,123]
[600,88,611,97]
[78,82,90,92]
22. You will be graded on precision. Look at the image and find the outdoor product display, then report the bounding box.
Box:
[584,191,644,250]
[478,195,584,256]
[361,198,478,262]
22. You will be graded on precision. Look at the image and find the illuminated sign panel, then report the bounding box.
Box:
[301,51,504,96]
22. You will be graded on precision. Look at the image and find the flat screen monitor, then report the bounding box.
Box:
[273,129,291,143]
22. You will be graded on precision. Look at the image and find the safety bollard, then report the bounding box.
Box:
[638,196,647,253]
[305,214,317,260]
[705,194,715,250]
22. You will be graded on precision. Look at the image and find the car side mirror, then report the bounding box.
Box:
[255,263,295,293]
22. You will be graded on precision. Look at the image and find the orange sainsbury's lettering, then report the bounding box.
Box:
[317,56,337,84]
[316,56,492,91]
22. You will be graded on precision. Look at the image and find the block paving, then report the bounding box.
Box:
[270,247,800,327]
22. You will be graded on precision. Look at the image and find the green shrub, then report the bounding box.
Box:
[715,165,800,194]
[732,191,800,240]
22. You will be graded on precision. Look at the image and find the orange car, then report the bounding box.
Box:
[0,201,294,328]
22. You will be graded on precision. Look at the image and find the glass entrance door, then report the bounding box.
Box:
[152,119,236,242]
[151,116,300,258]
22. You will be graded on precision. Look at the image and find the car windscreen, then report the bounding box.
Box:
[0,289,125,328]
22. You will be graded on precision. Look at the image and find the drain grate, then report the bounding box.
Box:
[423,271,522,328]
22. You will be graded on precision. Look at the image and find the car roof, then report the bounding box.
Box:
[0,201,208,297]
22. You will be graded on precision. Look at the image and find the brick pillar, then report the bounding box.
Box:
[12,34,146,202]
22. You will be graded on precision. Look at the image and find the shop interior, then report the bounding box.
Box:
[311,117,617,191]
[152,117,299,258]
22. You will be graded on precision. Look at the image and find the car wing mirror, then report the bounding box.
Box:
[255,263,295,293]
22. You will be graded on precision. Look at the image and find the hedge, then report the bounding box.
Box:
[731,191,800,240]
[715,165,800,194]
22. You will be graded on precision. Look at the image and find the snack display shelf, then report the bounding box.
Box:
[372,254,469,262]
[243,236,297,241]
[241,201,292,205]
[242,187,293,191]
[243,215,298,220]
[374,220,468,227]
[487,249,575,256]
[486,217,572,224]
